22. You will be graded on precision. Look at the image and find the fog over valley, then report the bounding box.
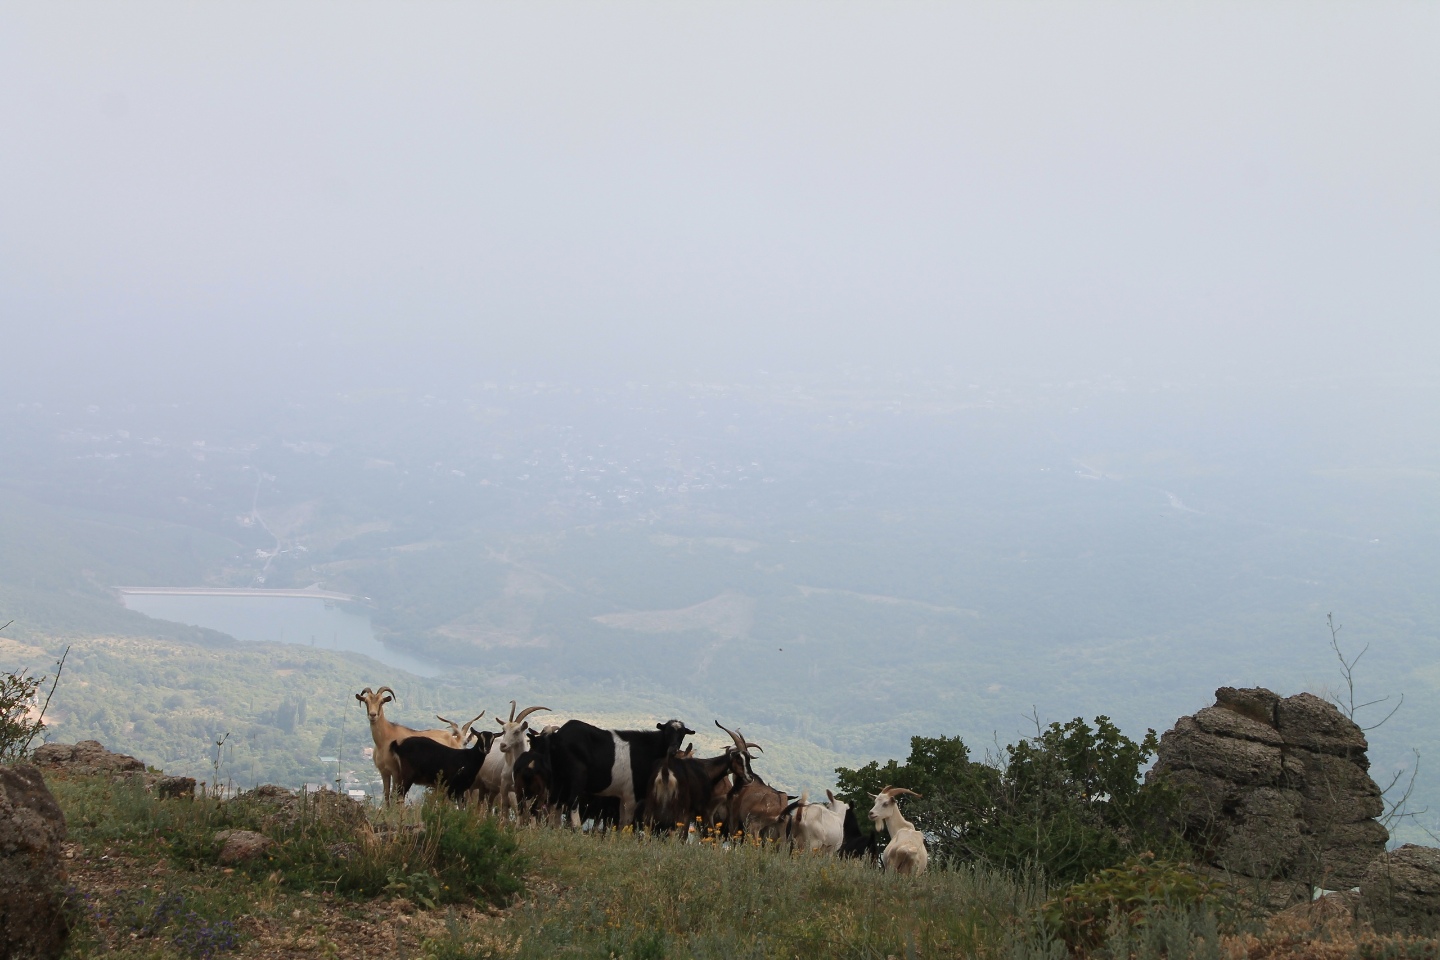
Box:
[1,3,1437,840]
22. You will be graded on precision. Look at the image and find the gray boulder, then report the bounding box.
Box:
[1361,844,1440,935]
[0,764,69,959]
[1152,686,1387,893]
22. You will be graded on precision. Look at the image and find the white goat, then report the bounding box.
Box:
[790,790,849,854]
[868,786,928,875]
[474,700,550,816]
[355,686,463,804]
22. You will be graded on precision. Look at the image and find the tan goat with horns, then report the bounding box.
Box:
[354,686,465,804]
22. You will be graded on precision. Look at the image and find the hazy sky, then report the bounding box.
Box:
[2,2,1436,395]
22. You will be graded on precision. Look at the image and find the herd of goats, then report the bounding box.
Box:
[355,686,929,875]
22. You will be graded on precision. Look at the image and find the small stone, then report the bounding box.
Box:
[154,776,196,799]
[214,829,275,865]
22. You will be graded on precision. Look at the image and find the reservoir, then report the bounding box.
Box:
[121,592,441,678]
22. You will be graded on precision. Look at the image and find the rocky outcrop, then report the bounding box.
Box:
[1361,844,1440,935]
[1152,687,1387,899]
[0,764,69,959]
[32,740,145,777]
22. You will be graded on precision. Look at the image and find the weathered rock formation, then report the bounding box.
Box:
[0,764,69,959]
[1152,686,1387,897]
[1361,844,1440,935]
[32,740,145,777]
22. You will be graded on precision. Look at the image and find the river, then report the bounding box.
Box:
[121,593,441,678]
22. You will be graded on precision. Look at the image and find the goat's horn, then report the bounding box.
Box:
[508,700,517,722]
[437,715,457,727]
[745,741,763,752]
[715,720,746,754]
[375,686,395,699]
[884,787,922,799]
[358,687,373,696]
[466,712,485,726]
[513,705,550,724]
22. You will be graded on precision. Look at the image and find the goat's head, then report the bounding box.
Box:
[656,719,695,756]
[355,686,394,723]
[868,786,920,832]
[496,701,550,755]
[823,789,850,816]
[715,720,762,783]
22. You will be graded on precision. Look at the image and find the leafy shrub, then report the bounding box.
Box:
[0,666,44,760]
[835,717,1186,884]
[1040,853,1225,953]
[425,794,526,904]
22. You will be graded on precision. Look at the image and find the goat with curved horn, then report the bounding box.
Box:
[478,704,552,818]
[514,704,550,724]
[879,786,922,799]
[355,685,464,803]
[715,720,747,754]
[869,785,928,875]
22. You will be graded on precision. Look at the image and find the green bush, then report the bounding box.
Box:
[0,666,44,761]
[246,791,523,906]
[835,717,1187,884]
[1040,853,1225,954]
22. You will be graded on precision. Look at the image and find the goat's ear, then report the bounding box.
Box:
[827,790,835,803]
[521,721,529,731]
[355,692,365,702]
[380,694,393,704]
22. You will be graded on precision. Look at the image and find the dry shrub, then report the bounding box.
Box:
[1221,904,1439,960]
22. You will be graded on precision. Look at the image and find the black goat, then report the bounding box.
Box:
[391,735,487,800]
[838,805,880,862]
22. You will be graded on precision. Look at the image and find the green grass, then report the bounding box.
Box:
[494,826,1048,960]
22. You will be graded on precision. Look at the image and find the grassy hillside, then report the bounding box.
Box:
[46,768,1438,960]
